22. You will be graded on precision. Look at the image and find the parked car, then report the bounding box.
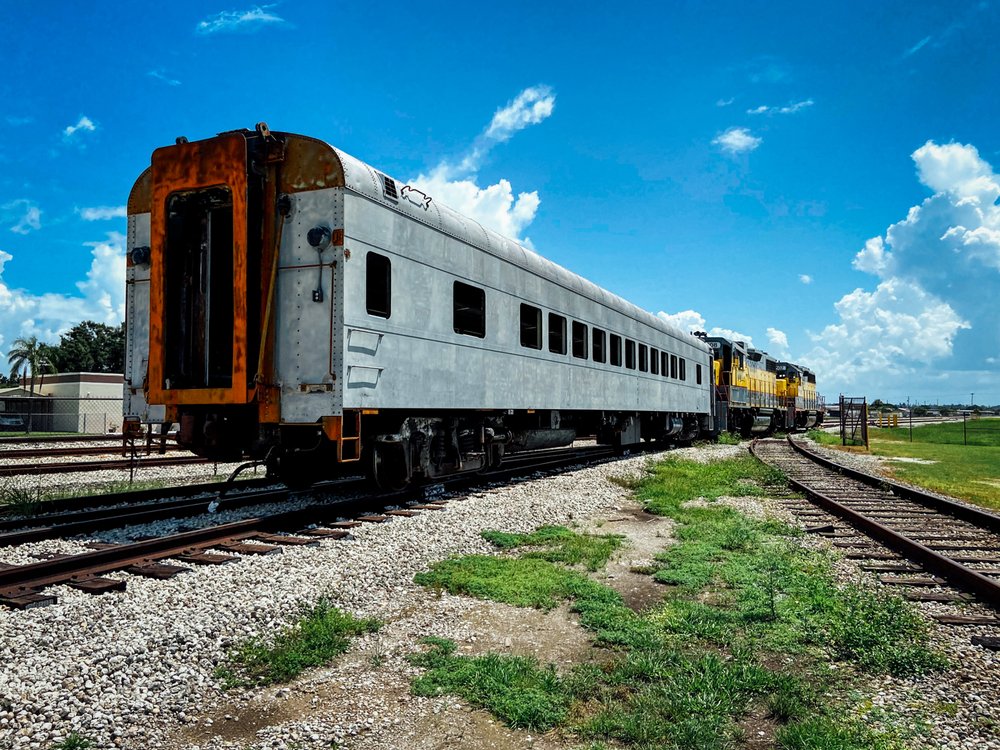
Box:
[0,416,25,431]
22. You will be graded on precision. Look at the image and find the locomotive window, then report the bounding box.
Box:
[520,304,542,349]
[696,363,703,384]
[625,339,636,370]
[572,321,588,359]
[610,334,622,366]
[679,358,686,380]
[366,253,391,318]
[549,313,567,354]
[638,344,648,372]
[661,352,669,378]
[453,281,486,338]
[592,328,606,363]
[670,354,678,379]
[650,348,659,375]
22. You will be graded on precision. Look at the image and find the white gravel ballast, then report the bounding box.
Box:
[0,451,665,749]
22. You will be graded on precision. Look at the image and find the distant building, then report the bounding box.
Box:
[0,373,123,434]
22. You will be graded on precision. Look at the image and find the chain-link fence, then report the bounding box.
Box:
[0,396,122,435]
[881,415,1000,447]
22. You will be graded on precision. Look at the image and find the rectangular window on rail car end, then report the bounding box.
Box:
[454,281,486,338]
[696,363,702,384]
[679,358,686,381]
[670,354,678,379]
[366,253,391,318]
[592,328,606,363]
[651,348,659,375]
[639,344,648,372]
[572,321,588,359]
[661,352,669,378]
[610,334,622,366]
[625,339,636,369]
[520,304,542,349]
[549,313,567,354]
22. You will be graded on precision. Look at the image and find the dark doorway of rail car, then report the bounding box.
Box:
[163,187,235,390]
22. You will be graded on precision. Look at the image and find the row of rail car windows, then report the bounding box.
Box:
[364,252,701,385]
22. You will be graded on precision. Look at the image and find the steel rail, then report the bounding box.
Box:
[0,455,209,477]
[786,435,1000,533]
[750,438,1000,609]
[0,442,630,604]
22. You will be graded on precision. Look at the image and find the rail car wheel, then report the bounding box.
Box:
[370,442,410,491]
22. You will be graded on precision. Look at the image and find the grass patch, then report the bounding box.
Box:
[0,483,44,516]
[215,600,380,688]
[49,735,93,750]
[410,454,941,747]
[408,637,572,729]
[480,525,624,570]
[716,431,742,445]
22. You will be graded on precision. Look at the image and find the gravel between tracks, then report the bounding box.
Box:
[1,441,998,750]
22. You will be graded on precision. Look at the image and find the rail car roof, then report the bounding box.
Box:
[129,128,708,354]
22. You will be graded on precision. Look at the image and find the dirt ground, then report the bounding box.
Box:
[168,501,675,750]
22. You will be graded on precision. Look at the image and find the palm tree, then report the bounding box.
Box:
[7,336,56,395]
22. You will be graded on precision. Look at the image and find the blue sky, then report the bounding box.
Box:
[1,1,998,406]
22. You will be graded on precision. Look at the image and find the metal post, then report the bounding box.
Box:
[964,413,967,446]
[908,397,912,442]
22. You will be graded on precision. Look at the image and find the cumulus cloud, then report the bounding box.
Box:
[767,327,790,357]
[804,139,999,395]
[747,99,814,115]
[712,127,761,155]
[409,86,555,243]
[0,234,126,363]
[79,206,127,221]
[798,274,813,285]
[196,6,287,34]
[63,116,96,139]
[656,309,754,346]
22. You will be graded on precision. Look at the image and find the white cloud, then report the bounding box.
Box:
[902,35,932,58]
[798,274,813,285]
[410,86,555,243]
[0,234,126,364]
[63,116,96,139]
[3,200,41,234]
[766,327,790,357]
[79,206,127,221]
[747,99,814,116]
[148,69,181,86]
[712,127,761,155]
[196,6,287,34]
[6,116,33,127]
[655,309,754,346]
[805,139,1000,396]
[716,97,735,107]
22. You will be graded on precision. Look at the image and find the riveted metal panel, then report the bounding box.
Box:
[123,212,164,423]
[274,188,344,423]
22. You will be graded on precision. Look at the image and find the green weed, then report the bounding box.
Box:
[480,525,624,570]
[215,600,380,688]
[49,734,93,750]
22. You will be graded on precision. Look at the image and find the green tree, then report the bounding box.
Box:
[47,321,125,373]
[7,336,57,394]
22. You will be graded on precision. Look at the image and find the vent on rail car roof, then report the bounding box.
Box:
[379,173,398,201]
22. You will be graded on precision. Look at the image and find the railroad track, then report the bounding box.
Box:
[0,454,211,477]
[752,436,1000,623]
[0,442,620,609]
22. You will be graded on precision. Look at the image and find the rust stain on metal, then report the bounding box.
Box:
[147,133,251,407]
[128,167,152,215]
[279,135,345,192]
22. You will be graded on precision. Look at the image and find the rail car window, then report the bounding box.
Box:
[610,334,622,366]
[366,253,391,318]
[549,313,567,354]
[572,321,588,359]
[650,348,659,375]
[453,282,486,338]
[696,363,703,384]
[638,344,648,372]
[661,352,669,378]
[679,358,687,381]
[592,328,606,363]
[625,339,636,370]
[520,304,542,349]
[670,354,678,379]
